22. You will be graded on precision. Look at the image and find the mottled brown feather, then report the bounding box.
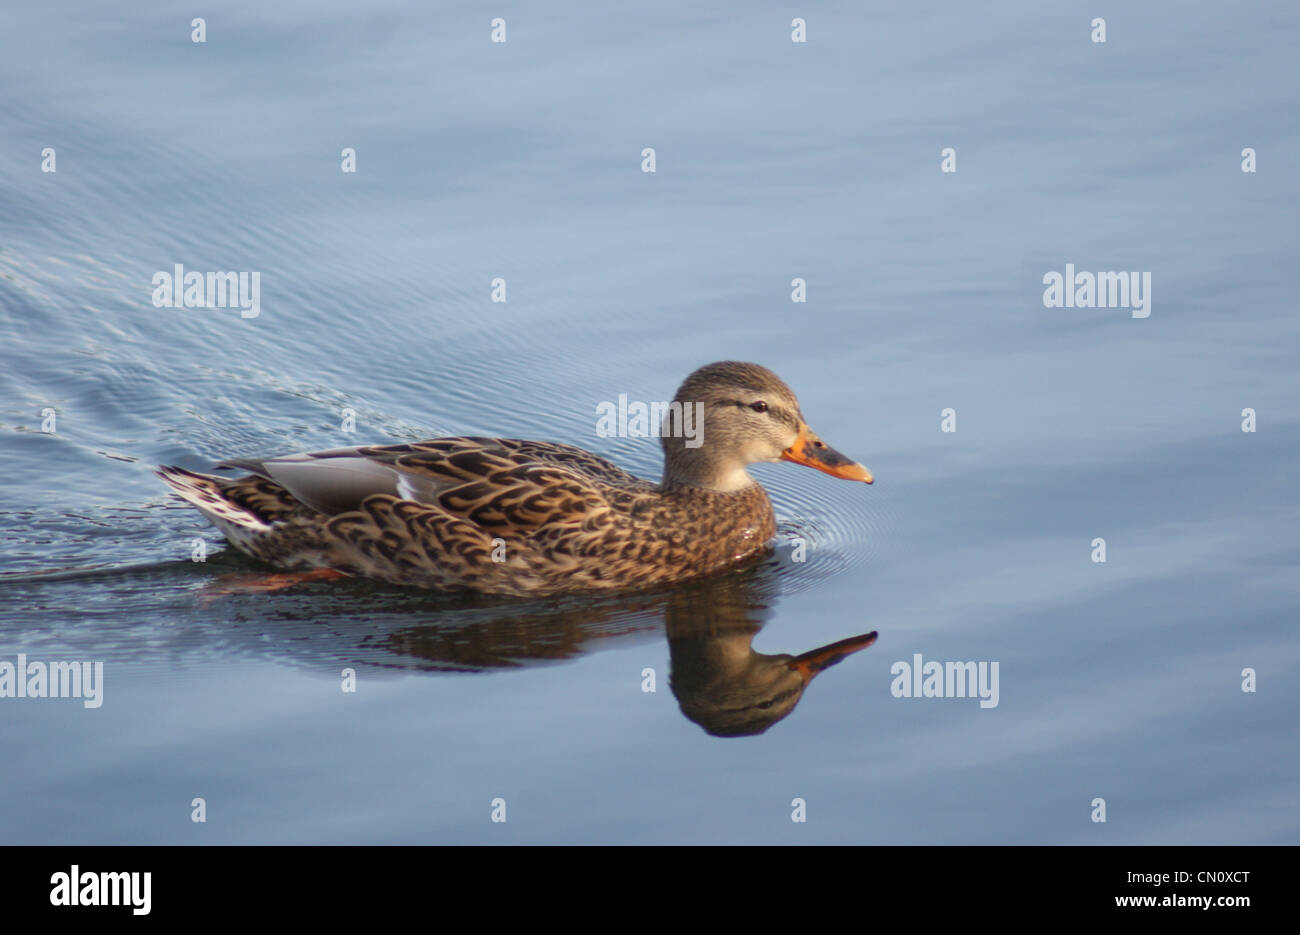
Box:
[159,436,776,597]
[156,362,868,597]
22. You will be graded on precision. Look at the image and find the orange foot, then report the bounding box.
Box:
[199,567,349,600]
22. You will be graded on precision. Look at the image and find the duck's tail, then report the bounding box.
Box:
[155,465,273,531]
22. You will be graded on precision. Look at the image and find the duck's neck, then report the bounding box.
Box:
[660,445,756,493]
[660,468,756,493]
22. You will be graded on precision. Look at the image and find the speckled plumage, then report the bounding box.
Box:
[156,362,872,597]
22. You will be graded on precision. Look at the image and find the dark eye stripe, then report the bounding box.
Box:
[722,398,797,426]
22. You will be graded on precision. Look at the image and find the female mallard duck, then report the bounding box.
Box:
[157,361,872,597]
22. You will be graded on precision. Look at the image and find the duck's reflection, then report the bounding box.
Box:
[664,576,875,735]
[378,561,877,737]
[5,553,877,738]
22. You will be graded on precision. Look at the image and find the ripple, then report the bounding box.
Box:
[757,463,899,596]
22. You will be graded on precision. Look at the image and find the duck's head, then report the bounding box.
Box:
[660,361,873,491]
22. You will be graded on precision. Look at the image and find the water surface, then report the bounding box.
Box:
[1,0,1297,843]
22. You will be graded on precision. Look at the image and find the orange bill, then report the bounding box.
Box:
[780,424,873,483]
[787,631,879,682]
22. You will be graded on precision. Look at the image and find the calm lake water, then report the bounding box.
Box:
[1,1,1297,843]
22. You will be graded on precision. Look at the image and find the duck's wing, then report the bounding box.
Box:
[393,437,646,489]
[216,437,648,519]
[220,437,655,591]
[216,444,446,515]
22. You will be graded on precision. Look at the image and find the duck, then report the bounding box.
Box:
[157,361,873,597]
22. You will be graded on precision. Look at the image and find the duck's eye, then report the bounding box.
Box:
[749,401,769,413]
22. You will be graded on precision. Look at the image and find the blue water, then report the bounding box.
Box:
[1,0,1297,843]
